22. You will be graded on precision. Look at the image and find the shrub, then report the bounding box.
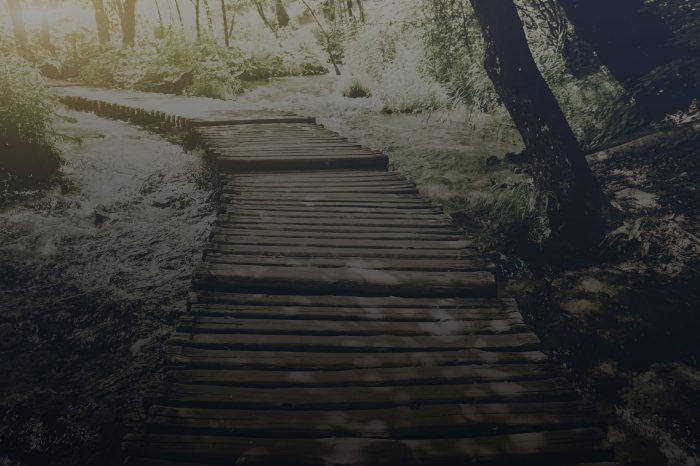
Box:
[76,31,326,99]
[342,78,371,98]
[0,58,61,189]
[342,14,450,113]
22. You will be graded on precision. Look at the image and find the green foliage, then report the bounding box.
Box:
[342,7,451,113]
[74,32,326,99]
[342,78,371,98]
[471,178,542,247]
[0,58,61,187]
[421,0,645,145]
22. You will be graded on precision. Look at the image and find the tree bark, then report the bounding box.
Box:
[175,0,184,30]
[253,0,277,37]
[203,0,214,32]
[92,0,111,44]
[7,0,28,46]
[118,0,137,46]
[220,0,230,46]
[556,0,698,121]
[356,0,365,22]
[194,0,201,40]
[469,0,618,247]
[276,0,290,28]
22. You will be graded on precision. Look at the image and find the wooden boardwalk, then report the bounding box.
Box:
[56,88,615,465]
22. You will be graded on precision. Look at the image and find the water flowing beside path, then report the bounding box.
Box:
[0,109,217,464]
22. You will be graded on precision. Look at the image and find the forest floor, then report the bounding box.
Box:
[0,77,697,465]
[509,122,700,466]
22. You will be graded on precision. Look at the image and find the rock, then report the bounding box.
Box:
[484,155,501,166]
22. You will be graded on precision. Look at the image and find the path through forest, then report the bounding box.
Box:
[54,84,617,465]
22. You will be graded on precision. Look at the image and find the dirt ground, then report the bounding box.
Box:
[501,121,700,465]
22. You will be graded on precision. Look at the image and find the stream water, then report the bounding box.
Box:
[0,110,217,464]
[0,76,522,464]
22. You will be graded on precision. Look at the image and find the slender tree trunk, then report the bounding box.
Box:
[275,0,289,28]
[253,0,277,37]
[220,0,230,46]
[556,0,698,121]
[154,0,164,31]
[469,0,618,247]
[202,0,214,32]
[356,0,365,22]
[7,0,28,46]
[346,0,353,18]
[175,0,184,30]
[300,0,341,75]
[92,0,111,44]
[194,0,201,40]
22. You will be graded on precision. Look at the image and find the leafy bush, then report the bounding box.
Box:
[470,178,543,248]
[76,31,326,99]
[342,78,371,98]
[0,58,61,188]
[342,14,450,113]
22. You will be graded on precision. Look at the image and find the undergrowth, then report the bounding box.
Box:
[0,58,61,190]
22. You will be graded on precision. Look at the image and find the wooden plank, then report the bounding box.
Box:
[208,235,473,250]
[222,204,445,214]
[185,303,522,322]
[165,347,548,370]
[187,292,519,309]
[162,364,557,387]
[202,254,494,272]
[144,401,600,437]
[211,227,463,241]
[176,316,527,336]
[151,379,577,409]
[216,155,388,171]
[167,333,541,353]
[122,428,612,465]
[192,264,495,297]
[212,222,459,234]
[203,244,482,259]
[216,217,453,228]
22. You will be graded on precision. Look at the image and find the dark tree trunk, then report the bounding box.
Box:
[120,0,137,46]
[470,0,618,247]
[92,0,111,44]
[556,0,698,121]
[7,0,28,46]
[276,0,290,28]
[220,0,230,46]
[194,0,201,40]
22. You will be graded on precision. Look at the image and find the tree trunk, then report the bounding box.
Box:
[120,0,137,46]
[556,0,698,121]
[92,0,111,44]
[275,0,289,28]
[253,0,277,37]
[7,0,28,46]
[469,0,618,247]
[203,0,214,32]
[220,0,229,46]
[154,0,164,31]
[175,0,184,30]
[356,0,365,22]
[39,16,55,53]
[194,0,201,41]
